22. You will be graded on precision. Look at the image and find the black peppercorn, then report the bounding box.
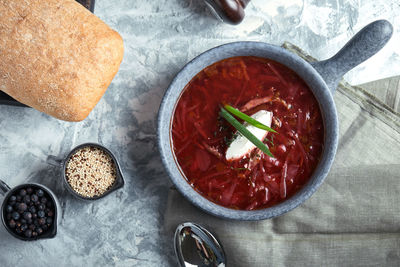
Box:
[38,210,45,218]
[20,224,28,232]
[24,229,32,238]
[37,189,44,197]
[11,211,20,220]
[23,195,31,204]
[19,189,27,197]
[23,212,32,220]
[17,203,28,212]
[36,227,43,235]
[29,206,36,214]
[8,220,16,229]
[9,195,17,203]
[31,194,39,203]
[38,218,46,225]
[6,205,13,213]
[46,217,53,225]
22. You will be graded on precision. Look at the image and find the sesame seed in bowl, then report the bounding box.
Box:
[65,146,118,199]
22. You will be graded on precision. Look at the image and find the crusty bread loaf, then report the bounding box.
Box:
[0,0,124,121]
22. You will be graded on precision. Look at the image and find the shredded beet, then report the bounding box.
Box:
[234,81,248,106]
[196,149,211,171]
[175,138,192,156]
[221,182,238,205]
[194,122,209,140]
[239,60,250,81]
[272,97,290,110]
[202,142,223,160]
[240,96,273,112]
[280,160,288,198]
[267,62,289,87]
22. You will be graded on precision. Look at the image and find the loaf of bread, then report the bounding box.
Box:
[0,0,124,121]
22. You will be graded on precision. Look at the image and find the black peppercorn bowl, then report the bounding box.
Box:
[47,143,125,201]
[0,180,59,241]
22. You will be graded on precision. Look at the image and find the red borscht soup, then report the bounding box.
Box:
[171,56,324,210]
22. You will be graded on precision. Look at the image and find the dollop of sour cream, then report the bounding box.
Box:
[226,110,273,161]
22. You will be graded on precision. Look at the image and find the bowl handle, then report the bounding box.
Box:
[311,20,393,93]
[47,155,63,167]
[0,179,11,196]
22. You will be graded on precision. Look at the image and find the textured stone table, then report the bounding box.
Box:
[0,0,399,266]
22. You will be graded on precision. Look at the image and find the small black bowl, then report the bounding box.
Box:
[47,143,124,201]
[0,181,59,241]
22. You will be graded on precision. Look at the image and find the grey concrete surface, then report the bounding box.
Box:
[0,0,399,266]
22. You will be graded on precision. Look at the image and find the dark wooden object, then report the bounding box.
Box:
[205,0,250,25]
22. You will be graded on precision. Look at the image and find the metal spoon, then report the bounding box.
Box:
[174,222,226,267]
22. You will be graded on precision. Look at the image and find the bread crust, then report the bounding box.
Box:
[0,0,124,121]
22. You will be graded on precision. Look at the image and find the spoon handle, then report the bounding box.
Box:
[46,155,64,167]
[311,20,393,92]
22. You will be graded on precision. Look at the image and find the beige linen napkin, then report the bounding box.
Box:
[359,76,400,113]
[164,43,400,267]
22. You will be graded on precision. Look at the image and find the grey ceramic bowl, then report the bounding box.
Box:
[158,20,393,220]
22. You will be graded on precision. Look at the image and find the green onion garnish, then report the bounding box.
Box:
[224,104,277,133]
[220,107,274,158]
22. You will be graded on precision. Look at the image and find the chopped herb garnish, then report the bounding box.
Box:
[223,136,229,145]
[224,104,277,133]
[264,134,275,146]
[224,132,238,146]
[220,107,274,158]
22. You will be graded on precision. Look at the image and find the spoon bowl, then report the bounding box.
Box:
[175,222,226,267]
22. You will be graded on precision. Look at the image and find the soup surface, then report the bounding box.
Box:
[172,56,324,210]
